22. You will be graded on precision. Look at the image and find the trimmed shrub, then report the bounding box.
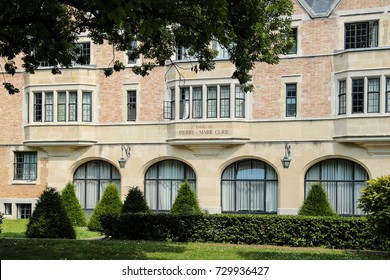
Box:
[170,181,202,215]
[100,214,386,250]
[298,183,337,216]
[122,187,151,214]
[26,187,76,239]
[359,175,390,244]
[61,182,87,227]
[88,183,123,232]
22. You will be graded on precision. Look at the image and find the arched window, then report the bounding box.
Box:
[73,160,121,211]
[305,159,369,216]
[145,160,196,212]
[221,159,278,213]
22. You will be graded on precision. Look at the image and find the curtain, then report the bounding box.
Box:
[221,181,235,212]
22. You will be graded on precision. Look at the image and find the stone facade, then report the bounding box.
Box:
[1,0,390,218]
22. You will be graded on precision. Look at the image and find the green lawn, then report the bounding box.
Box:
[1,219,389,260]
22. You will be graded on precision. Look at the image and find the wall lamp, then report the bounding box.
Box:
[118,145,131,169]
[281,144,292,169]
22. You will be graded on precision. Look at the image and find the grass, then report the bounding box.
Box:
[1,219,389,260]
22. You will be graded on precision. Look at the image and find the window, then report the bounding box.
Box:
[180,88,190,119]
[17,204,32,219]
[127,41,137,64]
[73,161,121,210]
[288,27,298,54]
[221,159,278,213]
[386,78,390,112]
[367,78,380,113]
[352,79,364,113]
[235,86,245,118]
[44,92,53,122]
[345,21,378,49]
[29,90,94,123]
[76,42,91,65]
[220,86,230,118]
[192,87,203,119]
[212,40,229,59]
[164,84,246,120]
[145,160,196,212]
[207,86,217,118]
[338,80,346,115]
[14,152,37,181]
[57,92,66,122]
[4,203,12,215]
[33,92,42,122]
[176,46,196,61]
[127,91,136,121]
[305,159,368,216]
[82,92,92,122]
[68,91,78,121]
[286,83,297,117]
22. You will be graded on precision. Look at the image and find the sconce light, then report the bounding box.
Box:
[281,144,291,169]
[118,145,131,169]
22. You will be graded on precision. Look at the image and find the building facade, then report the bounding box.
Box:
[1,0,390,219]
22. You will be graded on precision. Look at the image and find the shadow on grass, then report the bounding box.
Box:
[237,249,390,260]
[0,238,187,260]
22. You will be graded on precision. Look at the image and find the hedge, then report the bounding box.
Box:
[100,214,386,250]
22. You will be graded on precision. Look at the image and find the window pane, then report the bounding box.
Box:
[44,92,53,122]
[127,91,136,121]
[68,91,77,121]
[82,92,92,122]
[34,92,42,122]
[192,87,202,119]
[338,80,346,115]
[235,86,245,118]
[220,86,230,118]
[352,79,364,113]
[207,86,217,118]
[286,84,297,117]
[57,92,66,122]
[367,78,380,113]
[14,152,37,180]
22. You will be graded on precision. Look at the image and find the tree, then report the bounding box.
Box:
[61,182,87,227]
[88,183,123,231]
[359,176,390,243]
[298,183,337,217]
[1,0,293,94]
[26,187,76,239]
[122,187,151,214]
[170,181,202,215]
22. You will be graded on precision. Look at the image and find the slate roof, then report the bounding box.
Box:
[297,0,341,18]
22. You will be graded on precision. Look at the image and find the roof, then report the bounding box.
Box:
[297,0,341,18]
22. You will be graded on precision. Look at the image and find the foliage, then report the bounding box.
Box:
[298,183,337,216]
[0,212,3,234]
[359,176,390,243]
[170,181,202,215]
[88,183,123,232]
[1,0,294,94]
[61,182,87,227]
[26,187,76,239]
[101,214,386,250]
[122,187,151,214]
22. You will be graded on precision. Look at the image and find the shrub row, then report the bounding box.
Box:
[100,214,386,250]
